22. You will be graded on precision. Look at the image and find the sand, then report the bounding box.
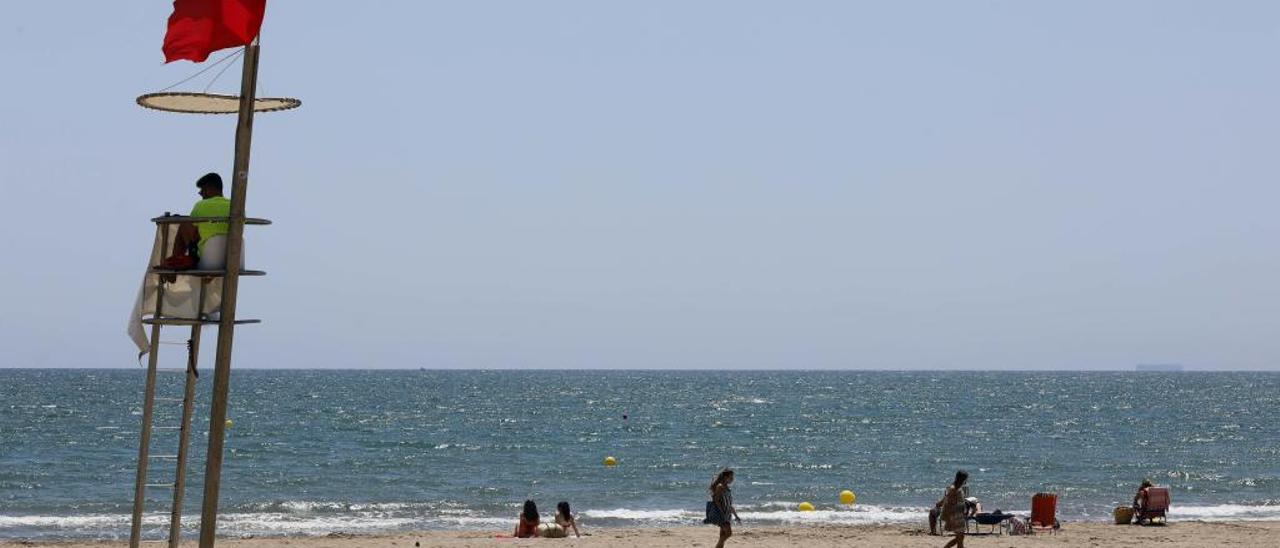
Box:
[17,522,1280,548]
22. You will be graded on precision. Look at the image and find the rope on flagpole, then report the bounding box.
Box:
[203,51,243,93]
[158,48,245,93]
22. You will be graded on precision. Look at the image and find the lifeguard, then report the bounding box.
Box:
[167,172,232,270]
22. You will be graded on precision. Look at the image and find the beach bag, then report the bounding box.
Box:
[1008,516,1028,535]
[161,254,196,270]
[1114,506,1134,525]
[704,501,724,525]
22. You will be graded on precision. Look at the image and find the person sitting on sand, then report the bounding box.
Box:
[555,501,581,538]
[938,470,969,548]
[1131,479,1153,523]
[704,468,741,548]
[514,500,539,538]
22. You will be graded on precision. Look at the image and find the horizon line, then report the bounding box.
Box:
[2,366,1277,372]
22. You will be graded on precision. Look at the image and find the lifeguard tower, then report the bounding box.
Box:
[126,36,299,548]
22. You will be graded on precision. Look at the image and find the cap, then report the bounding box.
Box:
[196,173,223,189]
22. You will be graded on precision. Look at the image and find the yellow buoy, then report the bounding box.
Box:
[603,456,617,466]
[839,490,856,505]
[798,502,815,512]
[225,419,234,428]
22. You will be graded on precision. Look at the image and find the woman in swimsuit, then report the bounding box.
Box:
[513,500,539,538]
[555,501,581,537]
[705,468,741,548]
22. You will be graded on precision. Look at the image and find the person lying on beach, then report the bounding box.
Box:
[964,496,981,518]
[513,500,539,538]
[555,501,581,537]
[531,501,578,539]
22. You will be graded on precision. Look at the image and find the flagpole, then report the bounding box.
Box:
[198,36,260,548]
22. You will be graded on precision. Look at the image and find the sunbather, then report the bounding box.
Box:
[513,500,539,538]
[555,501,581,538]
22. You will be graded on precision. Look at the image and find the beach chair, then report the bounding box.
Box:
[1029,493,1058,534]
[967,512,1015,535]
[1136,487,1170,525]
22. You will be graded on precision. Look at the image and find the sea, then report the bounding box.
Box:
[2,369,1278,540]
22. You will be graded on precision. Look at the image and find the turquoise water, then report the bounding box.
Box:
[1,369,1278,539]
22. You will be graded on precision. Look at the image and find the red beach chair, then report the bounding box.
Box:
[1029,493,1058,534]
[1137,487,1170,525]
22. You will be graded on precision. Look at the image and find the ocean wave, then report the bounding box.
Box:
[579,508,695,522]
[0,511,506,539]
[738,504,928,524]
[0,514,136,528]
[1170,504,1280,521]
[242,500,472,514]
[3,502,1280,539]
[219,512,420,533]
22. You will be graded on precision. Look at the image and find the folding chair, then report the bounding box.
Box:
[968,512,1014,535]
[1029,493,1058,534]
[1136,487,1170,525]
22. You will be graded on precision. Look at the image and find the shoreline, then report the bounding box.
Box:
[11,521,1280,547]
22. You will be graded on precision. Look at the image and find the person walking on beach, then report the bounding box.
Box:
[704,468,741,548]
[938,470,969,548]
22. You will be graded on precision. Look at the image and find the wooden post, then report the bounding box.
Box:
[129,324,163,548]
[168,322,202,548]
[198,38,260,548]
[130,225,170,548]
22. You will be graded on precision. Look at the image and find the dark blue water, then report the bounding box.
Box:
[2,369,1278,539]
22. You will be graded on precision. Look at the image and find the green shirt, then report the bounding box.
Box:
[189,196,231,254]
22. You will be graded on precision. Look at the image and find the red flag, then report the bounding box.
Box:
[163,0,267,63]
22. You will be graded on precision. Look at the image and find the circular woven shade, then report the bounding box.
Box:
[137,92,301,114]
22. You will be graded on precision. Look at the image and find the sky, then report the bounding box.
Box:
[1,1,1277,370]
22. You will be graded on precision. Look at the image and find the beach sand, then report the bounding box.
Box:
[21,522,1280,548]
